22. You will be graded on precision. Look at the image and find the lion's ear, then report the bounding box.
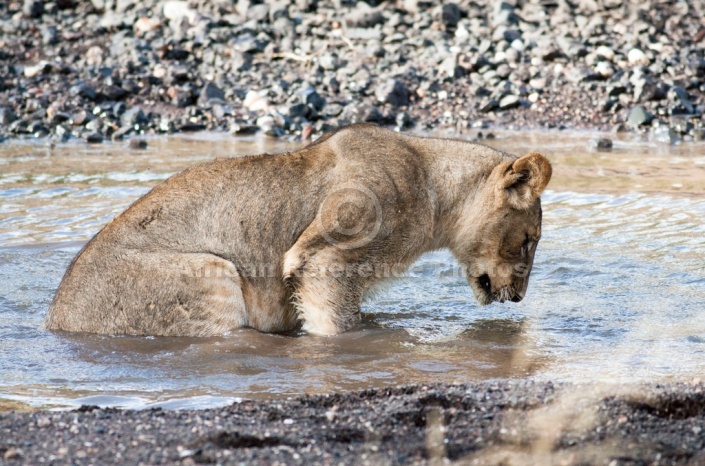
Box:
[500,152,552,209]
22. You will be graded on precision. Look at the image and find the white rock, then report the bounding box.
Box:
[244,89,270,112]
[510,39,525,52]
[595,61,614,78]
[163,0,197,23]
[153,64,167,79]
[134,17,161,35]
[595,45,615,61]
[454,26,469,40]
[628,48,649,66]
[86,46,104,66]
[24,61,49,78]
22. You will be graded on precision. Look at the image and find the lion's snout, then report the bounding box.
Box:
[473,273,526,305]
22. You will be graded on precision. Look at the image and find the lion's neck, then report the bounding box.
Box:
[414,137,506,250]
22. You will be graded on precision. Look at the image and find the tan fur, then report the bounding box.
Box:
[44,125,552,337]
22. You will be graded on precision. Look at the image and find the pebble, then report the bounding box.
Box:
[24,62,49,78]
[0,0,701,143]
[199,82,226,106]
[22,0,43,18]
[499,95,520,110]
[595,46,615,61]
[375,79,409,107]
[163,0,197,23]
[128,139,148,149]
[627,106,652,129]
[628,48,649,66]
[85,132,104,143]
[243,90,269,112]
[134,17,162,35]
[594,138,613,150]
[595,62,614,79]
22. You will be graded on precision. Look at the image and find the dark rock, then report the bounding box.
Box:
[594,138,613,150]
[128,139,148,150]
[70,83,98,101]
[627,106,653,129]
[0,107,16,126]
[608,85,627,97]
[50,112,71,124]
[441,3,461,30]
[230,123,259,135]
[480,99,498,113]
[163,47,190,61]
[23,0,44,17]
[286,103,307,118]
[9,119,29,134]
[85,132,104,143]
[113,102,126,117]
[103,85,128,101]
[340,103,382,124]
[375,79,409,107]
[41,26,59,45]
[121,80,141,95]
[29,121,49,137]
[199,82,226,106]
[179,122,207,132]
[305,90,326,112]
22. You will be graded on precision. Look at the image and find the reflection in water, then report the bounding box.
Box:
[0,132,704,409]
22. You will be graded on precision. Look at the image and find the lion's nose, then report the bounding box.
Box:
[511,293,523,303]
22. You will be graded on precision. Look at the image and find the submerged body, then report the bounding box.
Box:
[45,125,552,336]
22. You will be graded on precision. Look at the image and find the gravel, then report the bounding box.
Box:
[0,0,703,143]
[1,381,705,465]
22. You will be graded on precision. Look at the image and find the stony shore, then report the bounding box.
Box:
[0,0,704,144]
[1,381,704,465]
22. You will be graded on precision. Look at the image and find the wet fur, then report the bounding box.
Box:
[45,125,551,336]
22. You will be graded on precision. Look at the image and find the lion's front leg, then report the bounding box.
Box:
[283,178,391,335]
[286,248,365,336]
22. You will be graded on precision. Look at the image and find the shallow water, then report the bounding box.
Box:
[1,131,704,410]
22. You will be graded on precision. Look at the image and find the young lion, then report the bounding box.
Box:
[45,124,551,337]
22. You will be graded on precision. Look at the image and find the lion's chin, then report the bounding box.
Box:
[472,291,493,306]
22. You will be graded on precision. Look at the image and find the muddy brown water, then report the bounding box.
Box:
[1,131,704,410]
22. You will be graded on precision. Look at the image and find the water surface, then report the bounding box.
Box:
[1,131,704,409]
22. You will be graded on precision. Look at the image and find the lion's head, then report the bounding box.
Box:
[453,152,552,306]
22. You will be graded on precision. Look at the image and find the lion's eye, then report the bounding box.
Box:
[521,235,535,257]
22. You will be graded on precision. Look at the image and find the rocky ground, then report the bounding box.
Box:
[0,0,704,144]
[1,381,705,465]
